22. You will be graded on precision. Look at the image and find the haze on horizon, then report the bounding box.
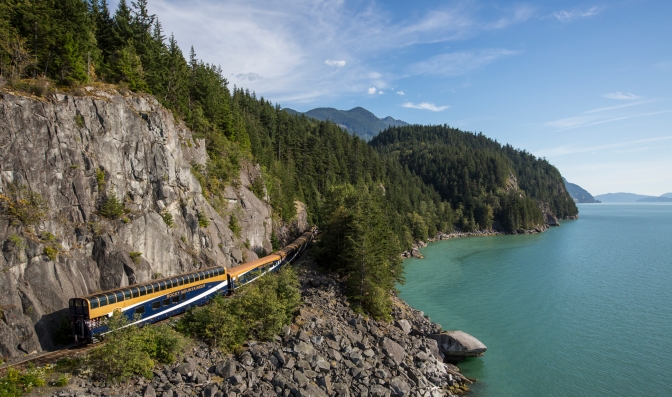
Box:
[116,0,672,196]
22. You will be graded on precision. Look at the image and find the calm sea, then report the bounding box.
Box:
[398,203,672,396]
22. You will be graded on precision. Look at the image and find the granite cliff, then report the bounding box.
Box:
[0,87,304,358]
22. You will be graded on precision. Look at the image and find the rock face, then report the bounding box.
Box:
[429,331,487,361]
[0,88,280,358]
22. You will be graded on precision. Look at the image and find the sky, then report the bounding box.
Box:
[122,0,672,196]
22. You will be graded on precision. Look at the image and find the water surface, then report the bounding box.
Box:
[398,204,672,396]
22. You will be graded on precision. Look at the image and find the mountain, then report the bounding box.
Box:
[594,193,657,202]
[662,193,672,198]
[563,178,601,203]
[283,106,408,140]
[636,196,672,202]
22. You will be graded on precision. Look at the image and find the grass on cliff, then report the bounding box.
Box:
[0,365,46,397]
[176,267,301,351]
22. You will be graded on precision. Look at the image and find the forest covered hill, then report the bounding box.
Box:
[283,106,408,140]
[0,0,577,320]
[371,126,578,232]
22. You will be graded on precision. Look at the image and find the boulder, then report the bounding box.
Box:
[381,338,406,365]
[428,331,487,360]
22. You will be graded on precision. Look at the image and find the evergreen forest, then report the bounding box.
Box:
[0,0,576,318]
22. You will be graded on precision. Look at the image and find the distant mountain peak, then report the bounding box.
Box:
[282,106,408,140]
[563,178,601,203]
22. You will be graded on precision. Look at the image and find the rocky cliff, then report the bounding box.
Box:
[0,87,293,358]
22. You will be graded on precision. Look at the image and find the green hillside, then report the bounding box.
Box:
[370,125,578,232]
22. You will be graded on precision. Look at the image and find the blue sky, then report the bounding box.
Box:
[134,0,671,196]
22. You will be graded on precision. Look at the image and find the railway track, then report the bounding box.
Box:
[0,343,94,375]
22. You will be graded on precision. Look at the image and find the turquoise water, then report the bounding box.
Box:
[398,204,672,396]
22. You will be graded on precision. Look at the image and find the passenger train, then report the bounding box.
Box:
[69,227,317,341]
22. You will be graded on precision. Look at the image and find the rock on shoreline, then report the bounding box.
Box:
[43,263,474,397]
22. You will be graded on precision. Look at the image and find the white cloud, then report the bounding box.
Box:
[603,92,642,100]
[410,49,518,76]
[325,59,346,67]
[368,87,377,94]
[536,136,672,158]
[369,72,382,79]
[401,102,449,112]
[235,72,263,81]
[553,6,603,22]
[141,0,533,105]
[544,109,672,132]
[396,90,405,96]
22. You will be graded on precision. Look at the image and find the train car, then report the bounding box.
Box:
[69,226,317,341]
[69,266,228,341]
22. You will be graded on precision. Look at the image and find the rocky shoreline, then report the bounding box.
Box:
[36,260,473,397]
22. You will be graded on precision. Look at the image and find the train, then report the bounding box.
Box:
[68,227,317,341]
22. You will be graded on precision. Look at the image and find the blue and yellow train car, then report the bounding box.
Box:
[69,227,317,341]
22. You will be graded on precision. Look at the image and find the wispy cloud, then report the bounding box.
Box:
[486,5,536,29]
[553,6,604,22]
[402,102,449,112]
[410,49,518,76]
[584,100,654,114]
[603,92,641,100]
[396,90,405,96]
[537,135,672,157]
[235,72,263,81]
[143,0,533,104]
[544,109,672,132]
[325,59,346,67]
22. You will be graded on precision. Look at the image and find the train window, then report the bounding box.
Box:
[90,298,99,309]
[189,275,195,283]
[176,277,183,286]
[160,281,167,291]
[131,288,139,298]
[124,290,131,300]
[135,306,145,315]
[151,283,159,292]
[181,294,186,301]
[107,293,116,304]
[162,298,170,306]
[139,286,147,296]
[165,280,172,289]
[152,301,161,310]
[172,295,180,303]
[116,292,124,302]
[98,295,107,306]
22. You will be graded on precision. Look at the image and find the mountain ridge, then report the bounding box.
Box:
[594,192,672,203]
[283,106,408,140]
[562,178,601,203]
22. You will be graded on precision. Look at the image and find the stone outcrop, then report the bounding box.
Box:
[429,331,487,361]
[0,88,280,358]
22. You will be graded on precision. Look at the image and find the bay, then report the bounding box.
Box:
[398,203,672,396]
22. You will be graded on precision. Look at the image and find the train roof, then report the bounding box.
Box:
[227,254,282,277]
[77,265,226,302]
